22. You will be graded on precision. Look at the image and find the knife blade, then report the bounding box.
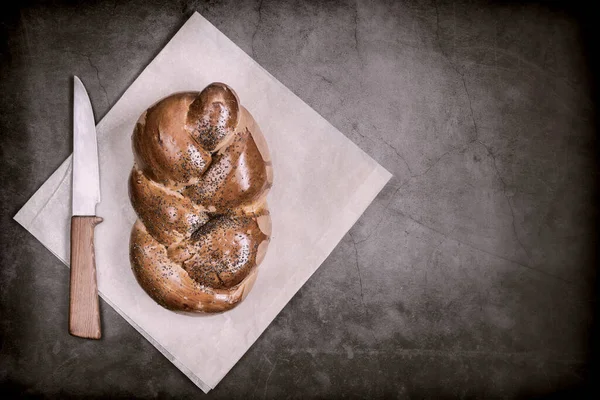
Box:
[69,76,102,339]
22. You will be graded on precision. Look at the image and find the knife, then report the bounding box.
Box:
[69,76,102,339]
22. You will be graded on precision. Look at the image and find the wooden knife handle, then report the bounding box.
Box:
[69,216,103,339]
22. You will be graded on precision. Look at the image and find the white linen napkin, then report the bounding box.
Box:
[14,12,391,392]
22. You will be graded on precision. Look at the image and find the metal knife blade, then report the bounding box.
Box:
[72,76,101,216]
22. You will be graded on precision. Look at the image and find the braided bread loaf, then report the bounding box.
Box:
[129,83,272,313]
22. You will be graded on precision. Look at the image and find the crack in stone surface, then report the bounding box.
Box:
[353,0,361,62]
[433,0,529,260]
[400,211,576,287]
[250,356,271,399]
[60,49,109,107]
[86,56,109,107]
[349,232,367,313]
[378,136,413,175]
[414,146,459,180]
[354,144,462,246]
[349,232,377,342]
[475,140,531,259]
[251,0,264,57]
[353,123,414,176]
[263,360,277,399]
[316,73,334,86]
[434,0,476,142]
[351,126,370,141]
[356,185,402,244]
[109,1,118,16]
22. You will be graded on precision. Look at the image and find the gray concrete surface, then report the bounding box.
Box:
[1,0,597,398]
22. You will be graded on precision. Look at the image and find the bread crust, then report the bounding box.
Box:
[129,83,272,312]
